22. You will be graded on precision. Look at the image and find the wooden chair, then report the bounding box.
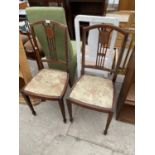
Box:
[66,24,128,135]
[26,7,77,85]
[21,20,71,123]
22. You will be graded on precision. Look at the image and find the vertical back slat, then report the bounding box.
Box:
[81,24,129,78]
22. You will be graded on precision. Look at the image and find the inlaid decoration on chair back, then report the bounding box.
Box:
[30,20,69,73]
[81,24,129,82]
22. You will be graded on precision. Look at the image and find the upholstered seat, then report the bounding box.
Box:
[24,69,68,97]
[70,75,113,108]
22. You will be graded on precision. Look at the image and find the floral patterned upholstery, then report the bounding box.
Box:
[70,75,113,108]
[24,69,68,97]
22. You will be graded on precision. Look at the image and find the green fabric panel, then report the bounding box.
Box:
[26,7,77,83]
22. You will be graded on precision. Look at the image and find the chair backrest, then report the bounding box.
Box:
[26,7,74,66]
[30,20,69,73]
[81,24,129,82]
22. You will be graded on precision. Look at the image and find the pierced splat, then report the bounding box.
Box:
[96,28,112,68]
[30,20,69,72]
[42,21,57,59]
[99,28,110,46]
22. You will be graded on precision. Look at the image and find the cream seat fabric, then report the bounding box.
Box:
[24,69,68,97]
[70,75,113,108]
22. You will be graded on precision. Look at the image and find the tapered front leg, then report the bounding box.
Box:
[21,92,36,116]
[104,112,113,135]
[66,99,73,122]
[58,98,67,123]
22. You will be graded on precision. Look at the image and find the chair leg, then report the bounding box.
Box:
[66,99,73,122]
[58,98,67,123]
[21,92,36,116]
[104,112,113,135]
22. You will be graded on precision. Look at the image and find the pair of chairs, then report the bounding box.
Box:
[21,19,129,135]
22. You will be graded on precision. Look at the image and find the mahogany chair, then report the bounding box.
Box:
[66,24,128,134]
[21,20,71,123]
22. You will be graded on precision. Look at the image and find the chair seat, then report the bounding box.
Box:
[69,75,113,108]
[24,69,68,97]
